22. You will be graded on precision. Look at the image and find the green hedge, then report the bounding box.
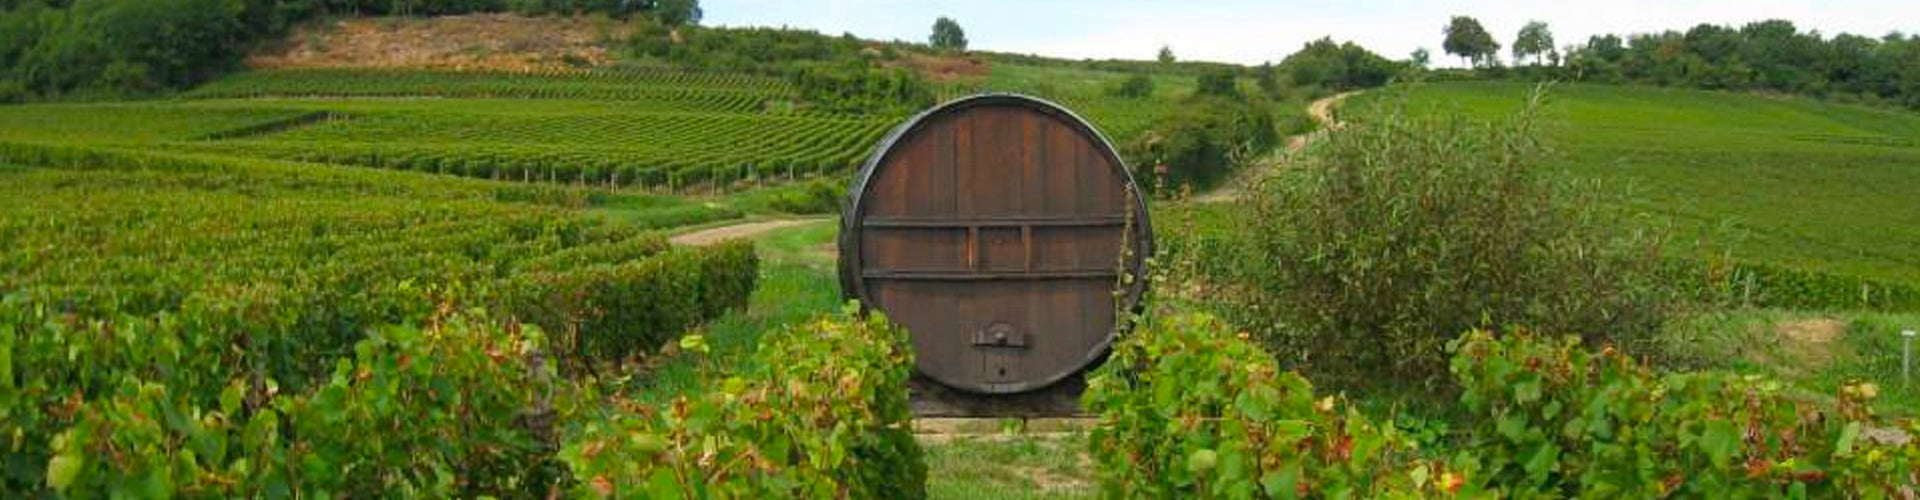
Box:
[0,140,602,209]
[512,234,673,275]
[1,150,764,495]
[1671,258,1920,312]
[1086,311,1920,498]
[1084,313,1469,498]
[1450,330,1919,497]
[10,306,565,497]
[560,305,926,498]
[507,241,758,368]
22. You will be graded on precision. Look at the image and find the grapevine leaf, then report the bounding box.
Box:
[1833,422,1859,458]
[46,452,82,490]
[1701,419,1739,468]
[1515,379,1542,404]
[1260,466,1301,500]
[1187,448,1218,472]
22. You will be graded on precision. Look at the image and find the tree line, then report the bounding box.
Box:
[0,0,701,102]
[1438,16,1920,109]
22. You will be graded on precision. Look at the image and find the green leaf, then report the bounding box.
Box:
[629,433,667,455]
[678,334,710,354]
[143,463,175,500]
[1523,443,1558,480]
[47,452,82,490]
[1514,380,1542,404]
[221,381,245,416]
[1187,448,1218,472]
[0,333,12,386]
[646,468,684,497]
[1260,466,1301,500]
[1270,420,1311,443]
[1497,413,1529,441]
[1701,419,1739,468]
[1833,422,1860,458]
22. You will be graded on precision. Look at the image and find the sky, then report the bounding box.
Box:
[702,1,1918,67]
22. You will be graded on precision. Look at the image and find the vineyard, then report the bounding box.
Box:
[181,68,806,114]
[4,12,1919,497]
[1346,82,1920,286]
[0,64,1219,194]
[0,67,906,193]
[0,140,779,493]
[187,105,896,189]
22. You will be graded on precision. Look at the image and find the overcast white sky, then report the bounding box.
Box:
[703,1,1917,67]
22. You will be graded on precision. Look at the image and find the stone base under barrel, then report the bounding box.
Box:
[909,371,1089,417]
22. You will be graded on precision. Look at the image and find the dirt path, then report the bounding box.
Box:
[670,218,828,246]
[1191,90,1361,203]
[1307,90,1359,129]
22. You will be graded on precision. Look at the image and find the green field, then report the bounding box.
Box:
[1350,81,1920,285]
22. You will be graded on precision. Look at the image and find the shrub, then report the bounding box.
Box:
[30,309,564,498]
[1673,258,1920,312]
[1230,90,1671,387]
[1195,69,1242,98]
[633,24,875,75]
[513,234,673,274]
[560,305,926,498]
[1083,312,1478,498]
[1449,330,1920,497]
[1111,73,1155,98]
[1127,96,1277,192]
[1084,309,1920,498]
[789,59,936,115]
[768,176,845,214]
[508,241,757,371]
[282,314,566,497]
[0,78,29,103]
[1279,37,1401,91]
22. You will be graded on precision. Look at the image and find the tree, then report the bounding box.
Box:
[1157,45,1175,64]
[1513,20,1554,66]
[1442,15,1500,67]
[1255,62,1281,97]
[1279,37,1399,90]
[1125,94,1275,191]
[651,0,701,28]
[928,16,966,51]
[1410,48,1431,69]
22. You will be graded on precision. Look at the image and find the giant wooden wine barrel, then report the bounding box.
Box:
[839,94,1152,395]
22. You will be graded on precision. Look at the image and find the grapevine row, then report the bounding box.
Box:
[180,68,815,115]
[182,110,896,191]
[1,140,766,497]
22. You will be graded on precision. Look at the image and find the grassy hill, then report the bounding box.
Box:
[1350,81,1920,286]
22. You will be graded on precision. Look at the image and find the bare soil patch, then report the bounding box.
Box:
[1774,317,1847,367]
[882,52,990,83]
[250,14,625,71]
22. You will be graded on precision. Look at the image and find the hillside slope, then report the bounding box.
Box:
[251,14,625,71]
[1352,82,1920,285]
